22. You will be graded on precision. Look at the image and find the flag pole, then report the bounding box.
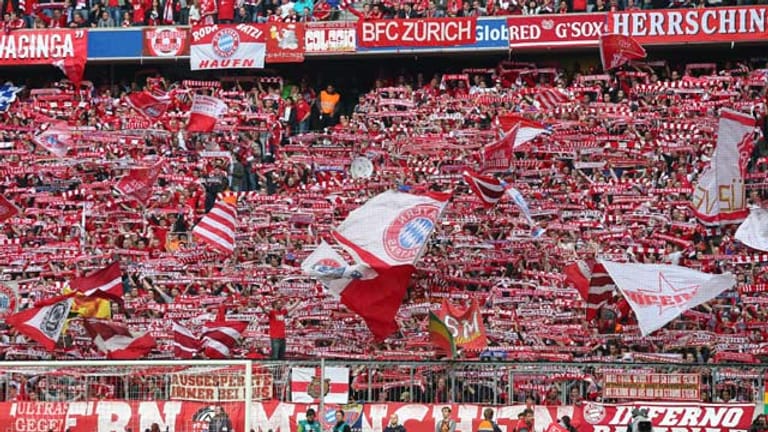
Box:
[81,201,88,252]
[319,357,325,431]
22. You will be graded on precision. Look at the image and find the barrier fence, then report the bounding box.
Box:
[0,361,763,404]
[0,360,764,432]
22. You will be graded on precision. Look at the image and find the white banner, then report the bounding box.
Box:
[735,207,768,252]
[290,367,349,404]
[190,24,266,71]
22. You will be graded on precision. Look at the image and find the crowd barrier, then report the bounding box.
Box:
[0,7,765,64]
[0,361,763,432]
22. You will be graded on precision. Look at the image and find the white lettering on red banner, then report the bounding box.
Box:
[305,22,356,54]
[0,29,87,65]
[358,18,476,48]
[609,6,767,44]
[506,14,605,48]
[190,24,266,70]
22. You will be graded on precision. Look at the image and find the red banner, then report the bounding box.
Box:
[143,27,190,57]
[1,401,244,432]
[506,14,605,48]
[607,6,768,45]
[252,402,756,432]
[438,299,487,350]
[357,18,476,48]
[602,373,701,401]
[260,22,305,63]
[305,22,356,54]
[0,401,756,432]
[0,29,88,66]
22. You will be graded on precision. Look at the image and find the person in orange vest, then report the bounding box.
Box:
[476,408,501,432]
[317,84,341,129]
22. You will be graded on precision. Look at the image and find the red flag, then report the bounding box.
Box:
[6,295,74,351]
[115,159,164,204]
[32,123,73,158]
[462,170,505,208]
[70,262,123,302]
[0,195,19,222]
[545,423,569,432]
[481,123,518,172]
[53,58,85,89]
[438,299,488,350]
[564,260,616,320]
[201,320,248,359]
[187,94,228,133]
[172,321,201,359]
[193,195,238,254]
[126,91,171,120]
[84,319,156,359]
[599,33,647,71]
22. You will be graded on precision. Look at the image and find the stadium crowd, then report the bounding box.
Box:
[0,57,766,404]
[3,0,764,29]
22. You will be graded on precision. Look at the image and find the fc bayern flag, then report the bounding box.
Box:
[115,159,164,204]
[187,94,228,133]
[6,294,73,351]
[462,170,505,208]
[33,123,73,158]
[70,262,124,302]
[599,33,647,71]
[0,194,19,222]
[126,91,171,120]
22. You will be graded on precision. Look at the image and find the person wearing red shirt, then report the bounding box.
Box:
[295,93,311,133]
[268,298,298,360]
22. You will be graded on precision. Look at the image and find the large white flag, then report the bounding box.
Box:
[334,190,450,267]
[691,109,756,225]
[735,207,768,252]
[301,241,376,298]
[290,367,350,404]
[600,261,736,336]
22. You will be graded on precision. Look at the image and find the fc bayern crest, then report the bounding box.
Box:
[212,28,240,58]
[311,258,345,278]
[146,27,188,57]
[383,204,440,262]
[582,402,606,425]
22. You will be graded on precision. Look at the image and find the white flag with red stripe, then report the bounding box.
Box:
[462,170,505,208]
[290,367,350,403]
[535,88,569,110]
[201,320,248,359]
[6,295,73,351]
[84,319,156,359]
[173,321,201,359]
[187,94,228,133]
[69,262,123,301]
[193,195,237,254]
[496,113,550,148]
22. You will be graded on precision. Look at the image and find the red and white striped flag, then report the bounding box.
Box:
[172,321,201,359]
[462,170,505,208]
[201,320,248,359]
[496,113,550,147]
[193,195,237,254]
[84,319,156,360]
[69,262,123,302]
[187,94,227,133]
[290,367,350,403]
[535,88,569,110]
[564,260,615,321]
[6,294,73,352]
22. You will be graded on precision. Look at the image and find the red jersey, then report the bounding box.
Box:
[269,308,287,338]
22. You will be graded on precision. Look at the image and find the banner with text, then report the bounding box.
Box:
[169,371,274,402]
[190,24,265,70]
[607,6,768,45]
[143,27,190,57]
[0,29,88,66]
[603,373,701,401]
[506,13,605,48]
[357,18,477,48]
[305,22,356,54]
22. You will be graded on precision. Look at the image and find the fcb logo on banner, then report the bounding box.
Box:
[212,27,240,57]
[143,27,189,57]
